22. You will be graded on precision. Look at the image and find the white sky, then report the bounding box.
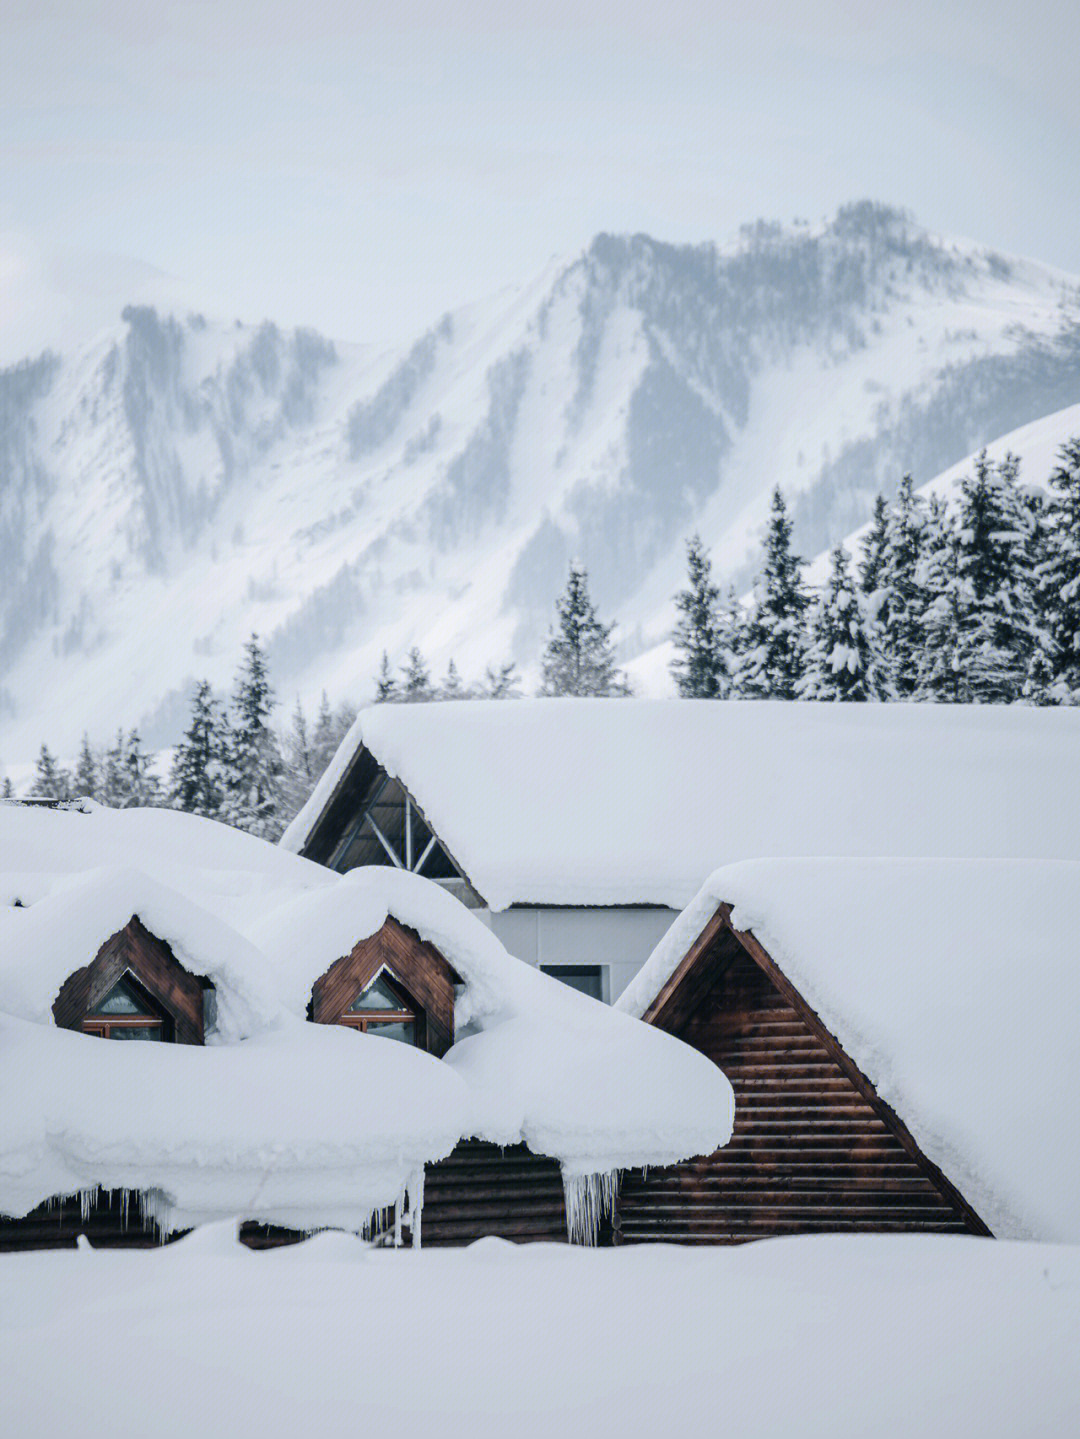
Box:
[2,1,1079,357]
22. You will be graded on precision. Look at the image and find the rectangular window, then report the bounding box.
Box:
[540,966,606,1002]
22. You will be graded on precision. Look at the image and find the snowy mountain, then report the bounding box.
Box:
[3,201,1080,761]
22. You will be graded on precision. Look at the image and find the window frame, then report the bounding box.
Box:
[80,1016,165,1040]
[80,971,170,1041]
[338,966,421,1043]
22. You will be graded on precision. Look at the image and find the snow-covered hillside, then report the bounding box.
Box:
[3,202,1080,760]
[797,401,1080,590]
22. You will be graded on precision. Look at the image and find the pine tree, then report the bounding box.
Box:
[73,733,99,800]
[169,681,227,816]
[1,776,14,801]
[121,729,160,807]
[375,652,400,702]
[539,564,631,697]
[798,544,888,700]
[913,496,964,701]
[718,587,747,697]
[221,634,284,838]
[670,535,726,698]
[438,659,470,700]
[400,647,435,702]
[950,451,1040,702]
[29,744,71,801]
[880,474,928,696]
[100,730,128,806]
[859,493,890,601]
[311,692,338,771]
[1039,437,1080,702]
[739,488,810,699]
[278,697,318,823]
[480,662,522,698]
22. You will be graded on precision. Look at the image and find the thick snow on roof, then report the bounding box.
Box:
[282,699,1080,909]
[247,867,733,1178]
[619,857,1080,1242]
[0,799,334,921]
[0,805,731,1232]
[0,866,276,1041]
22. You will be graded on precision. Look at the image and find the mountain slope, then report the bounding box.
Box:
[2,202,1080,761]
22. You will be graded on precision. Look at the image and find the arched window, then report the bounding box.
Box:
[80,974,167,1041]
[339,969,418,1045]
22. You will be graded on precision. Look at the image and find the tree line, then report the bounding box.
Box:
[11,434,1077,834]
[670,438,1080,705]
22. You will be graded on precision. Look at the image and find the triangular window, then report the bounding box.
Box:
[82,973,166,1040]
[341,968,419,1045]
[349,972,409,1012]
[89,976,155,1017]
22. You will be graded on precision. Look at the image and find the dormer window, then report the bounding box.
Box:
[80,975,166,1041]
[340,969,417,1045]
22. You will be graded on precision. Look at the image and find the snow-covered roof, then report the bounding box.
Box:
[0,803,732,1234]
[618,857,1080,1242]
[281,699,1080,910]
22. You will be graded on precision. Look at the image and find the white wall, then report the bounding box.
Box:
[483,906,678,1003]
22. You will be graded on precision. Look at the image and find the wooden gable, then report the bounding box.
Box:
[52,914,206,1045]
[616,904,989,1244]
[310,917,460,1057]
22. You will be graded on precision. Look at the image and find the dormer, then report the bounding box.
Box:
[52,914,208,1045]
[310,917,460,1057]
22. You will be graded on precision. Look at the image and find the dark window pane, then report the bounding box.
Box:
[349,973,408,1011]
[365,1020,416,1045]
[540,966,604,1001]
[109,1026,162,1041]
[91,978,150,1015]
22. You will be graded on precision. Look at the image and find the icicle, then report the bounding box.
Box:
[561,1170,619,1246]
[80,1189,92,1224]
[393,1190,403,1248]
[405,1167,425,1250]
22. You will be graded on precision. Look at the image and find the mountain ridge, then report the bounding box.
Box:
[2,201,1080,763]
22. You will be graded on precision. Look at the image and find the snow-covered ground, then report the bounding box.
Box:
[1,1231,1076,1439]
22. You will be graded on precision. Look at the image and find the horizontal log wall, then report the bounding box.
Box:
[616,937,980,1244]
[421,1141,567,1245]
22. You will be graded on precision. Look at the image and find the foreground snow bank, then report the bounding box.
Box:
[2,1234,1076,1439]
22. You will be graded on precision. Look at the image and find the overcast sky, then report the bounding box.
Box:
[2,1,1078,358]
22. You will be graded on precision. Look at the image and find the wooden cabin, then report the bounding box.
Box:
[614,903,989,1244]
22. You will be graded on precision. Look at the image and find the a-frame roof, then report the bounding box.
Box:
[618,856,1080,1243]
[281,699,1080,910]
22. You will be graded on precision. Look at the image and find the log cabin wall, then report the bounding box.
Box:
[420,1141,567,1245]
[615,917,986,1244]
[51,915,205,1045]
[310,917,458,1057]
[0,1190,163,1251]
